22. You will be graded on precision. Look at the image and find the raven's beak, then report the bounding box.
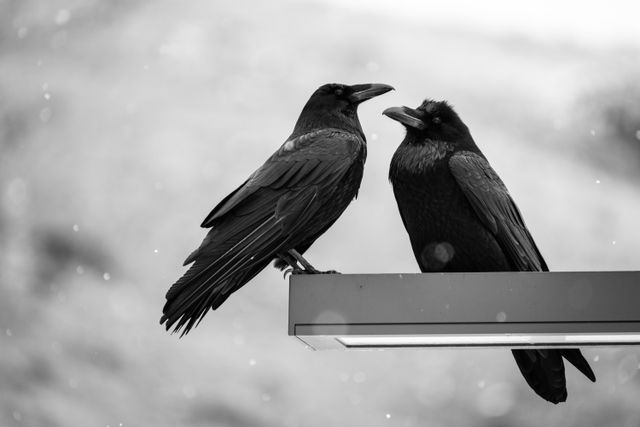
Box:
[348,83,394,104]
[382,106,426,130]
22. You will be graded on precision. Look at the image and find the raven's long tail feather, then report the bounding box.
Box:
[512,350,567,404]
[560,348,596,382]
[160,216,286,336]
[512,349,596,404]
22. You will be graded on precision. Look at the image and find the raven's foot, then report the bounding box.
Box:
[278,249,341,276]
[291,268,340,275]
[282,266,332,277]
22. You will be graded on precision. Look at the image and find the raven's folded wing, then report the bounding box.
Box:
[449,151,547,271]
[162,129,364,335]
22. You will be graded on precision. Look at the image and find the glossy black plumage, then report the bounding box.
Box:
[383,100,595,404]
[161,82,393,335]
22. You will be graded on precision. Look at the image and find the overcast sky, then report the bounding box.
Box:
[317,0,640,47]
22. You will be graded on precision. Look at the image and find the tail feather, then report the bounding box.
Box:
[166,215,276,302]
[512,348,595,404]
[512,349,567,404]
[161,215,286,335]
[560,349,596,382]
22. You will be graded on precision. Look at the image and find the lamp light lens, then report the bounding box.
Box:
[336,334,640,348]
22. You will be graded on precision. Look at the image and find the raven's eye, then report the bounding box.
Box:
[334,88,344,97]
[432,117,442,125]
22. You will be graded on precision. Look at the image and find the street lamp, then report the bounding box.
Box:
[289,272,640,350]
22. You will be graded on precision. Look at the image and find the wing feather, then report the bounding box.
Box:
[162,129,364,334]
[449,152,547,271]
[449,152,596,401]
[201,128,359,227]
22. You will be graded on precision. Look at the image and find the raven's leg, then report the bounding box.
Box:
[276,251,305,277]
[288,249,320,273]
[288,249,339,274]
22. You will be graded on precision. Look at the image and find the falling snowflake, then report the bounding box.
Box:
[476,383,515,417]
[353,371,367,383]
[366,61,380,73]
[39,107,52,123]
[182,385,197,399]
[617,353,639,383]
[55,9,71,25]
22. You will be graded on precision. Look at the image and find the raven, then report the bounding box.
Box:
[383,99,595,403]
[161,82,393,335]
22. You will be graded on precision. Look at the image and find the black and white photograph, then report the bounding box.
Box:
[2,0,640,426]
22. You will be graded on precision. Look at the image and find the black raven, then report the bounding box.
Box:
[383,99,595,404]
[161,83,393,335]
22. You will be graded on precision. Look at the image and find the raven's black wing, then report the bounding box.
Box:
[449,151,547,271]
[449,151,595,403]
[198,128,362,229]
[161,129,364,335]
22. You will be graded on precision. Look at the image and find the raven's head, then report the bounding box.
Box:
[383,99,472,146]
[294,83,394,137]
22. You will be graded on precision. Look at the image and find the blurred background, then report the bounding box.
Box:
[1,0,640,425]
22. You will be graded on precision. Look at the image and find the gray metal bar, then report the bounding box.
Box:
[288,272,640,349]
